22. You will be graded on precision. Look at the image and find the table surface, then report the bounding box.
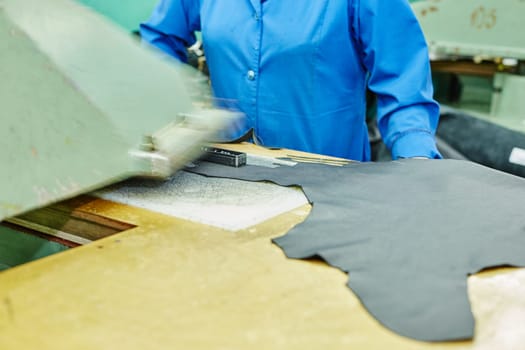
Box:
[0,143,523,350]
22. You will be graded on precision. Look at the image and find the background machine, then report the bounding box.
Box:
[412,0,525,176]
[412,0,525,131]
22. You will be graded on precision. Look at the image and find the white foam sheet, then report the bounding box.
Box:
[93,171,308,231]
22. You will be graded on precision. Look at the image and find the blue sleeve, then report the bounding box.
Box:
[352,0,441,159]
[139,0,201,63]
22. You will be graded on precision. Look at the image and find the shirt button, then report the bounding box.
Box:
[247,70,256,80]
[254,12,260,21]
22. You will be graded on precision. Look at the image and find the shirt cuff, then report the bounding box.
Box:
[390,131,442,160]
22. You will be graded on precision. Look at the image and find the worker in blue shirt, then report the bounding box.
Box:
[140,0,441,161]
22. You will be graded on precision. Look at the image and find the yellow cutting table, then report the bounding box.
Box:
[0,144,524,350]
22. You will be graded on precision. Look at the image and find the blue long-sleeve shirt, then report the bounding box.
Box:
[140,0,441,161]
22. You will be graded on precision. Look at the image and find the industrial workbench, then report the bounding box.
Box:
[0,144,524,350]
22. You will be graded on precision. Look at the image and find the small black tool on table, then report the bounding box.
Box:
[200,146,247,167]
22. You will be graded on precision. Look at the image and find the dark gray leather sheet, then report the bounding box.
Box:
[185,159,525,342]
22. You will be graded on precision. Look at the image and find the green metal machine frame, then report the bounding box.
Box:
[0,0,237,222]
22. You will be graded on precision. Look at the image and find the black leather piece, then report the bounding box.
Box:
[185,159,525,341]
[437,111,525,178]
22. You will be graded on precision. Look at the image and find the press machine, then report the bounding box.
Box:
[0,0,237,223]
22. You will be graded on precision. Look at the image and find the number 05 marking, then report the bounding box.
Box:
[471,7,497,29]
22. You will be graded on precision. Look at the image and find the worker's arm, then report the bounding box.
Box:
[139,0,201,63]
[351,0,441,159]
